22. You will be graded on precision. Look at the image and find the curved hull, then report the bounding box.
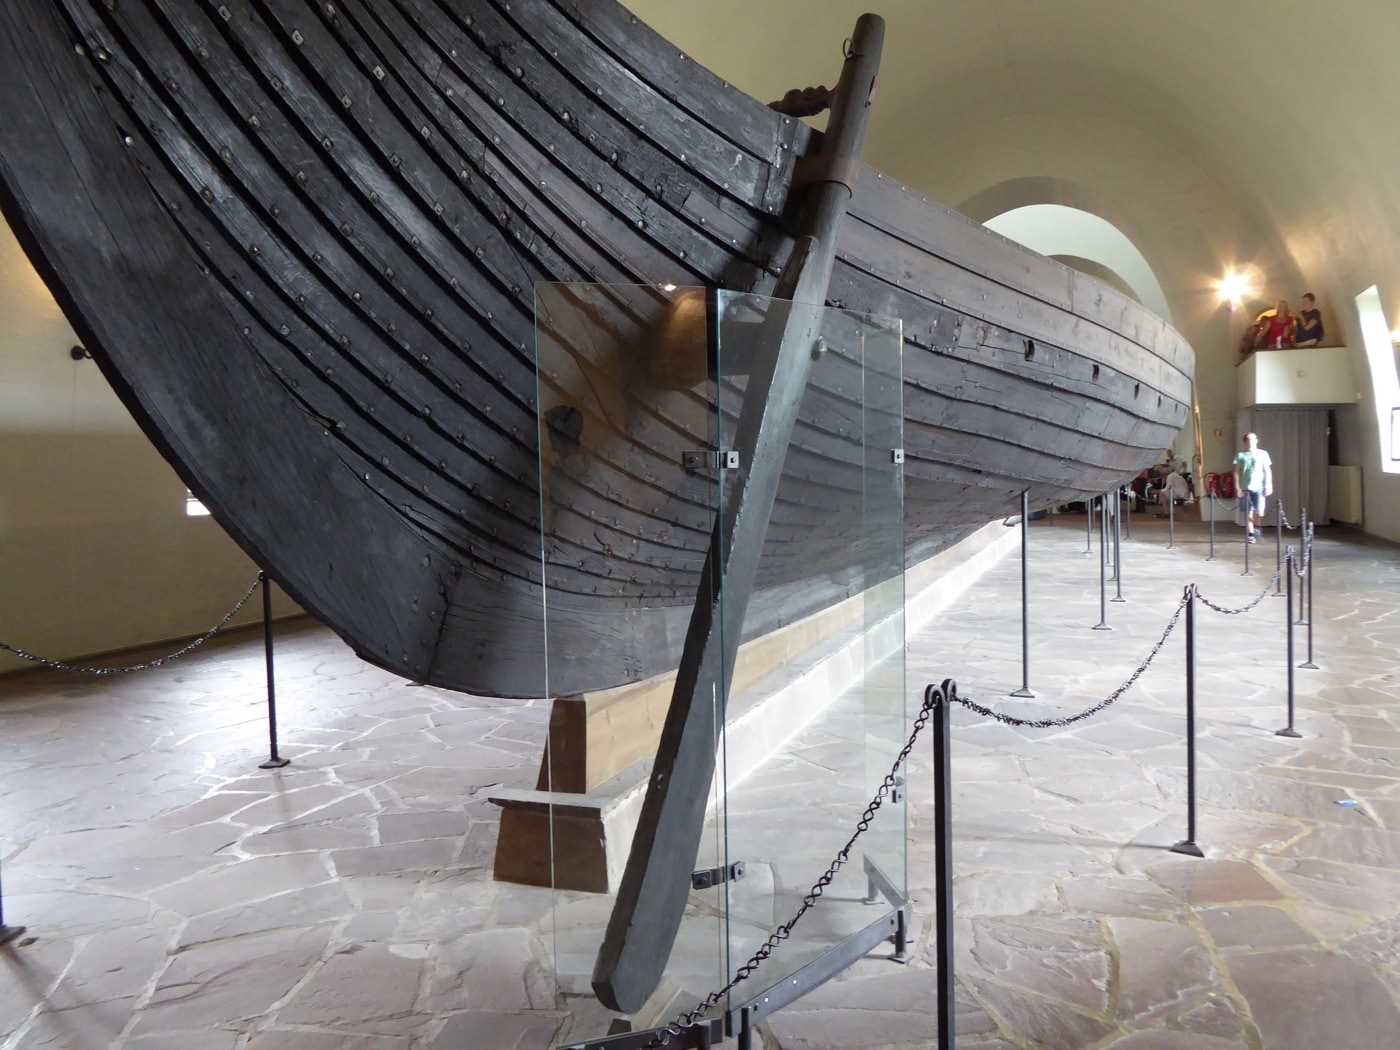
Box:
[0,0,1192,697]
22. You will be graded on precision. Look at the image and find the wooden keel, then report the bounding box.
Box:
[591,14,887,1014]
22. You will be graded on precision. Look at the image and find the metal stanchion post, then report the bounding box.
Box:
[1274,500,1284,596]
[1242,523,1252,577]
[1167,491,1175,549]
[258,571,291,770]
[0,861,25,946]
[1276,551,1302,739]
[1206,493,1216,561]
[1104,492,1112,569]
[1171,585,1204,858]
[1106,493,1116,581]
[1094,497,1112,631]
[1085,496,1094,556]
[930,683,956,1050]
[1301,526,1319,670]
[1124,484,1132,539]
[1295,510,1309,626]
[1111,489,1125,603]
[1011,489,1035,698]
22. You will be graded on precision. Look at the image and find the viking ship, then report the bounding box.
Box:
[0,0,1193,1019]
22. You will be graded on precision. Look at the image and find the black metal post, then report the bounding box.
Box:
[0,861,25,946]
[1295,510,1309,625]
[1011,489,1035,698]
[1276,551,1302,739]
[1242,523,1252,576]
[1104,491,1112,569]
[1111,489,1125,603]
[1093,497,1112,631]
[1167,488,1175,549]
[258,571,290,770]
[930,682,956,1050]
[1106,493,1116,581]
[1085,495,1094,555]
[1301,525,1319,670]
[1274,500,1284,596]
[1124,484,1132,539]
[1206,493,1216,561]
[1171,586,1205,858]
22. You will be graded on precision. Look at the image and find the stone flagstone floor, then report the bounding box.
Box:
[0,513,1397,1049]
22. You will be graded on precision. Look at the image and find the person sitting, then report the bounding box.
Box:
[1295,292,1324,347]
[1254,299,1297,349]
[1163,470,1191,504]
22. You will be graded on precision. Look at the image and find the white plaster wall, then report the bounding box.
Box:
[0,219,300,674]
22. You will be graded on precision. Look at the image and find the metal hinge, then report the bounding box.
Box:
[692,860,745,891]
[891,448,905,464]
[891,775,905,803]
[682,449,740,471]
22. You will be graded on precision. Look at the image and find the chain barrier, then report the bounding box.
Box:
[0,575,264,675]
[646,527,1299,1046]
[645,686,942,1046]
[950,593,1188,729]
[1196,573,1280,615]
[1291,526,1316,578]
[648,569,1215,1044]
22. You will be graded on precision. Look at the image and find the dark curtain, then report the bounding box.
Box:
[1235,408,1329,523]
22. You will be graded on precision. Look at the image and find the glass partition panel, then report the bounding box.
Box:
[715,291,906,1009]
[532,283,903,1045]
[534,282,729,1046]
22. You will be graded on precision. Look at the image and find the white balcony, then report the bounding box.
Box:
[1237,346,1360,407]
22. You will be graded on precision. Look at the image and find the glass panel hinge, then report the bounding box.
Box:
[682,449,740,471]
[691,860,746,890]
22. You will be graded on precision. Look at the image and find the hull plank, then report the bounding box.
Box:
[0,0,1193,702]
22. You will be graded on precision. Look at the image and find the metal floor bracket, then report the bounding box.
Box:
[564,1018,723,1050]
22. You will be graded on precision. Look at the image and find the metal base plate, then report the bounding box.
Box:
[0,926,27,947]
[258,757,291,769]
[1169,840,1205,858]
[1275,727,1303,739]
[1009,687,1036,698]
[1092,624,1113,632]
[1299,661,1320,670]
[1110,597,1127,604]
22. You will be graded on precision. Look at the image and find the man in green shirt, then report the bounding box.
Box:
[1233,432,1273,543]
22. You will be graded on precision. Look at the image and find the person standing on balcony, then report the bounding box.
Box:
[1233,432,1274,543]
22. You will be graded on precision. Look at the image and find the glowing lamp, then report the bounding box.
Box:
[1217,268,1252,310]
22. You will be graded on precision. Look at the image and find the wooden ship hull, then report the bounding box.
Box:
[0,0,1192,701]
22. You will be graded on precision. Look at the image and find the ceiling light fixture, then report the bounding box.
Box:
[1216,268,1253,310]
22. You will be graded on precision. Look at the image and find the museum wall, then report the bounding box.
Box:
[0,220,301,674]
